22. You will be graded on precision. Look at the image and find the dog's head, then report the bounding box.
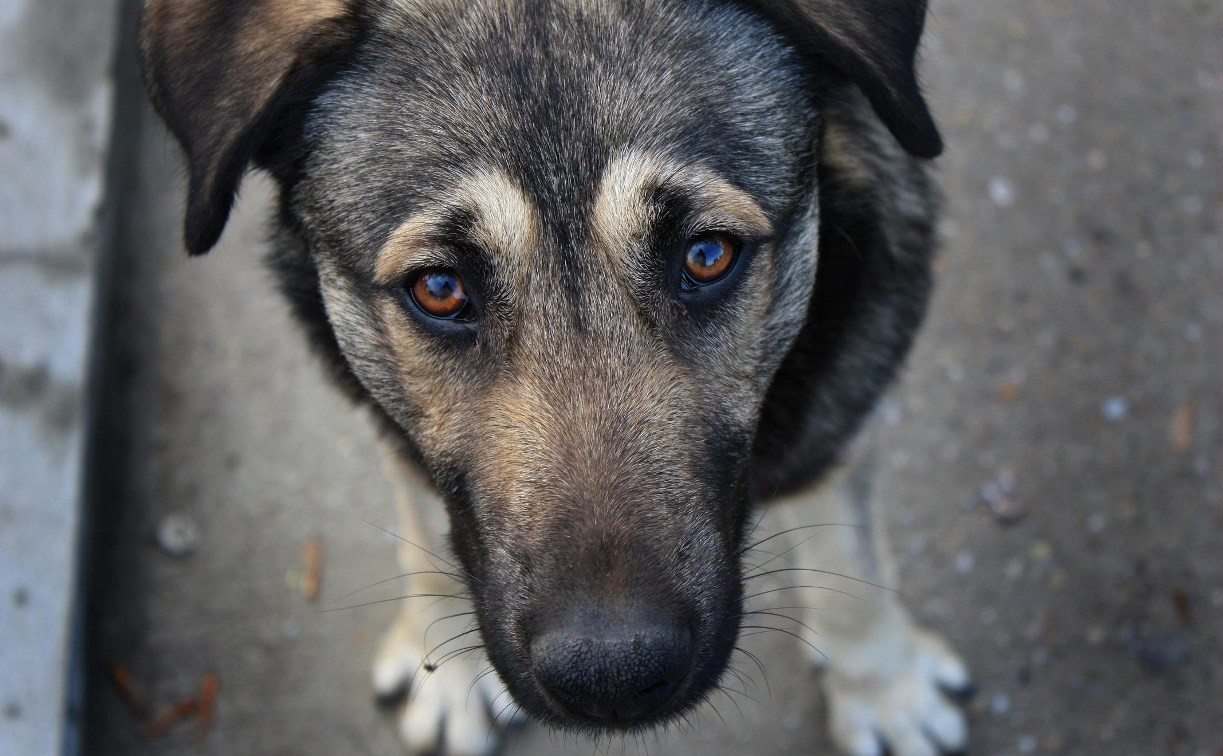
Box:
[141,0,938,732]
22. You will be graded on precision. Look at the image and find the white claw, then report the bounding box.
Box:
[823,626,971,756]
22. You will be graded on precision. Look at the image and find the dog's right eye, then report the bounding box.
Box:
[408,269,472,320]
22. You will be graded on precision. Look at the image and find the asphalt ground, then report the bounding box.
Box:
[83,0,1223,753]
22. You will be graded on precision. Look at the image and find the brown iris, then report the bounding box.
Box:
[683,233,736,285]
[411,269,470,319]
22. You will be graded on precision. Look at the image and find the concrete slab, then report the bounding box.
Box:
[0,0,120,753]
[84,1,1222,755]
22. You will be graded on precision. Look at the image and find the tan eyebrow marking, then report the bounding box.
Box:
[375,169,540,284]
[375,214,438,284]
[591,149,774,257]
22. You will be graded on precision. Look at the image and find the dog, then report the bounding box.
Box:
[139,1,971,753]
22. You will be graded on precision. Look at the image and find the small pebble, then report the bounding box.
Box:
[1056,103,1078,124]
[1193,456,1210,477]
[991,692,1012,714]
[955,550,976,573]
[982,471,1025,523]
[1023,620,1044,641]
[988,177,1016,207]
[1209,589,1223,608]
[1048,569,1067,590]
[1185,149,1205,170]
[12,587,28,608]
[1101,396,1129,422]
[1087,512,1107,534]
[1183,322,1203,343]
[1031,647,1051,667]
[1030,540,1054,563]
[155,512,201,558]
[1004,69,1026,95]
[1028,122,1050,143]
[1018,734,1038,753]
[1086,625,1107,645]
[1181,196,1205,217]
[1004,557,1025,580]
[1086,149,1107,171]
[3,701,20,721]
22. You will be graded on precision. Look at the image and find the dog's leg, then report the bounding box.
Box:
[371,439,505,755]
[755,445,970,756]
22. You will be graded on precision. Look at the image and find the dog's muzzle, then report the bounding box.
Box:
[529,602,695,727]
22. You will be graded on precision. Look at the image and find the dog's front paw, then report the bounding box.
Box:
[822,626,970,756]
[374,611,507,755]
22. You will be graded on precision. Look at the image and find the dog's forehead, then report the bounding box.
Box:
[306,0,811,263]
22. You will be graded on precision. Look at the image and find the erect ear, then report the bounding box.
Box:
[139,0,363,255]
[741,0,943,158]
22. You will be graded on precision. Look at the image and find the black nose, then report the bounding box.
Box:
[530,605,694,726]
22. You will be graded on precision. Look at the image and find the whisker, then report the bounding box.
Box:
[422,610,477,642]
[743,584,862,603]
[744,567,899,595]
[752,604,827,614]
[492,698,519,730]
[704,695,730,728]
[424,643,484,673]
[737,522,863,556]
[317,592,468,613]
[743,531,826,576]
[422,626,482,671]
[716,681,759,707]
[723,664,755,691]
[742,624,829,663]
[335,569,471,601]
[361,519,483,585]
[748,610,821,639]
[466,665,497,706]
[734,645,771,696]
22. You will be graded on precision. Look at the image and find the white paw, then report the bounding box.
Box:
[374,613,508,755]
[823,627,970,756]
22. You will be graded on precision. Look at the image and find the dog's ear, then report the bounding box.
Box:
[139,0,362,255]
[742,0,942,158]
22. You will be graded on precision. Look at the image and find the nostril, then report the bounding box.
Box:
[638,679,673,698]
[634,677,678,707]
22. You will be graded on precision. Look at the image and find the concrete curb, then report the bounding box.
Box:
[0,0,121,753]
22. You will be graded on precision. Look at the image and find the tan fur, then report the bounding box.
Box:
[821,119,876,188]
[592,150,774,254]
[375,170,541,285]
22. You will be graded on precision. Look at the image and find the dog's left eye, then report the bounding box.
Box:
[408,269,472,320]
[681,233,737,287]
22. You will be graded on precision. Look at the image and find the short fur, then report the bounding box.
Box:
[140,0,962,751]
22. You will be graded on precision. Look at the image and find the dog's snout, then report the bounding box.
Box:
[530,606,694,727]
